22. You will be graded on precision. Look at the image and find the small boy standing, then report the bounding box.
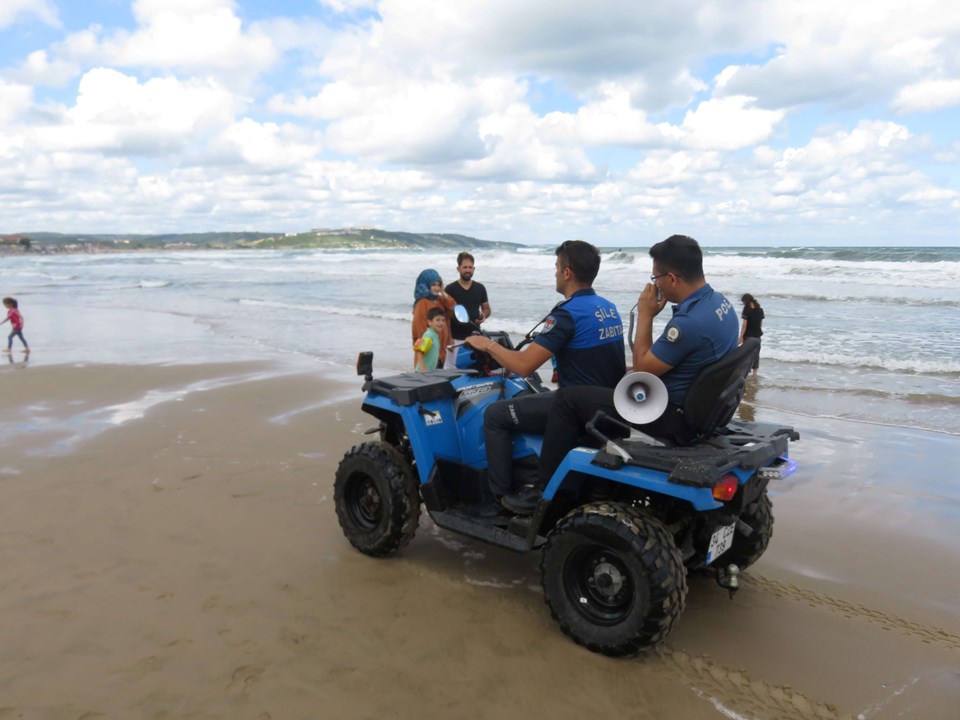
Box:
[2,297,29,354]
[413,307,446,372]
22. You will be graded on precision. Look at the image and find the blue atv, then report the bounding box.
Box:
[334,318,798,657]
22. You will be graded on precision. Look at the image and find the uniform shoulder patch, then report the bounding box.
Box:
[665,325,681,343]
[542,315,557,333]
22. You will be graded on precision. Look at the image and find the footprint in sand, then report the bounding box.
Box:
[279,627,308,646]
[201,594,220,611]
[122,655,165,680]
[228,665,265,694]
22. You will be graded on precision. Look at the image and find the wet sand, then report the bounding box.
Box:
[1,361,958,719]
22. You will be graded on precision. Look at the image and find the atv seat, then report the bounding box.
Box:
[682,338,760,442]
[590,340,793,485]
[590,338,760,461]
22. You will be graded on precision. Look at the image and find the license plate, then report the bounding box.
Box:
[706,524,736,564]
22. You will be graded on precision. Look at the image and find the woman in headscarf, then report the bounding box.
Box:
[412,268,456,368]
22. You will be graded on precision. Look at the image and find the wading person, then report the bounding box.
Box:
[739,293,764,376]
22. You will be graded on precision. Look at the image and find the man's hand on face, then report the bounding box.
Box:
[638,282,667,318]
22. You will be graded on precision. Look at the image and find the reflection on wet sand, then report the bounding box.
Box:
[4,351,29,369]
[737,376,757,422]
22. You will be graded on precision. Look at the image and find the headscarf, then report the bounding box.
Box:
[413,268,442,308]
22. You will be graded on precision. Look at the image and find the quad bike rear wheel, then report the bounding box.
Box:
[540,502,687,657]
[725,489,773,569]
[334,442,420,557]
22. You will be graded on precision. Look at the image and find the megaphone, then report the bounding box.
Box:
[613,372,669,425]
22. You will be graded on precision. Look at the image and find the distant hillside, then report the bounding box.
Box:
[16,231,276,251]
[250,228,519,250]
[6,228,519,252]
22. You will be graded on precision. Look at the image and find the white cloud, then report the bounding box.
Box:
[33,68,240,154]
[319,0,380,12]
[13,49,81,86]
[462,104,596,181]
[219,119,323,168]
[715,0,960,111]
[52,0,277,80]
[0,0,59,29]
[898,187,958,202]
[670,96,786,151]
[892,79,960,113]
[540,85,663,147]
[289,77,496,164]
[628,151,725,187]
[0,79,33,125]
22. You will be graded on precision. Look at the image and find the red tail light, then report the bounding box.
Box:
[712,475,739,501]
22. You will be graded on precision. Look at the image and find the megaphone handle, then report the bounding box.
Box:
[584,410,633,445]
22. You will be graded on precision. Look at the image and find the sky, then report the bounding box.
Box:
[1,0,958,246]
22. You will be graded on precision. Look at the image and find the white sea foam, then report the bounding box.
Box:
[268,392,359,424]
[237,297,412,324]
[763,348,960,375]
[8,269,77,281]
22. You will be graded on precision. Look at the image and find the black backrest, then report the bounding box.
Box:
[682,338,759,440]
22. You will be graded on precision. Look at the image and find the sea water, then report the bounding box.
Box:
[5,245,959,435]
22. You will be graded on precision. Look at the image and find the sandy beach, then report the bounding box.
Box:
[1,359,958,720]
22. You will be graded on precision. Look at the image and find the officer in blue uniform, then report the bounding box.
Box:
[463,241,625,514]
[535,235,739,511]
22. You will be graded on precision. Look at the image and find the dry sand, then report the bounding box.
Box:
[1,360,958,719]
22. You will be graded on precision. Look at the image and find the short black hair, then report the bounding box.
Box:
[456,252,475,265]
[2,297,17,308]
[427,307,446,321]
[648,235,704,282]
[555,240,601,285]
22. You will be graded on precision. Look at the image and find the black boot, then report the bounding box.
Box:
[500,486,541,515]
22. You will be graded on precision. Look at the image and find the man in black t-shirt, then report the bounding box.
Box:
[445,252,492,340]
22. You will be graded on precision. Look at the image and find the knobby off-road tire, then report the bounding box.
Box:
[725,489,773,570]
[540,502,687,657]
[334,442,421,557]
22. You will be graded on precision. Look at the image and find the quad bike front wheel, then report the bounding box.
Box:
[334,442,420,557]
[724,489,773,570]
[540,502,687,657]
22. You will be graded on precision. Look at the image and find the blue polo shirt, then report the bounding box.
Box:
[534,288,626,389]
[651,284,738,406]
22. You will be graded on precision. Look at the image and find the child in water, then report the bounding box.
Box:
[2,297,29,354]
[414,307,446,372]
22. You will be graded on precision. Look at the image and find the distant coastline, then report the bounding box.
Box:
[0,228,521,254]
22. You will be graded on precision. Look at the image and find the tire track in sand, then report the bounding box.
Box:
[659,648,858,720]
[395,548,858,720]
[742,574,960,651]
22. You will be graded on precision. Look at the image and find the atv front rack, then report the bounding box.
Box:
[364,368,477,406]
